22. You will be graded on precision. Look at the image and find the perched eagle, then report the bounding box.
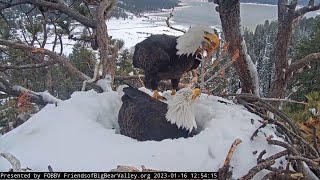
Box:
[118,86,201,141]
[133,25,220,100]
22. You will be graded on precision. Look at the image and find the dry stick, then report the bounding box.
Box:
[257,150,267,162]
[259,150,289,164]
[288,156,319,167]
[261,171,277,180]
[251,124,267,141]
[267,139,304,174]
[237,94,316,157]
[281,123,320,158]
[260,97,307,105]
[256,100,302,137]
[236,97,296,144]
[239,159,276,180]
[48,165,54,172]
[0,153,22,172]
[312,126,320,156]
[165,13,186,33]
[218,138,242,180]
[267,166,296,175]
[262,172,303,180]
[226,93,301,137]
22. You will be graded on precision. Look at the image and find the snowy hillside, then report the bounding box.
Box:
[0,87,286,179]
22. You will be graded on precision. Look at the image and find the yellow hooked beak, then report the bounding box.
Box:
[203,31,220,54]
[192,88,201,101]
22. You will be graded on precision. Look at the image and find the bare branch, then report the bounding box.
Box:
[165,12,186,33]
[260,97,307,105]
[288,156,319,166]
[218,138,242,180]
[312,126,320,156]
[0,0,96,28]
[295,3,320,18]
[239,159,276,180]
[287,53,320,77]
[0,153,22,172]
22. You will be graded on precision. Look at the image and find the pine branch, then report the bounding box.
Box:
[0,61,56,71]
[0,0,96,28]
[0,39,91,81]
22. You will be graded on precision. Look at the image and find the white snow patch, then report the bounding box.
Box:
[0,88,286,179]
[37,91,63,104]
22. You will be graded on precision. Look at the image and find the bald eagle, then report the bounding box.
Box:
[133,25,220,100]
[118,86,201,141]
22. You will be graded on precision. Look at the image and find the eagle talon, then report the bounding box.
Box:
[153,90,167,101]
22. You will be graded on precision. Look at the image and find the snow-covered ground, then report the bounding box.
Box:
[0,87,286,179]
[33,12,218,56]
[107,15,188,50]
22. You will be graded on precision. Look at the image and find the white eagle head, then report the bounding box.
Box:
[176,25,220,57]
[165,88,201,133]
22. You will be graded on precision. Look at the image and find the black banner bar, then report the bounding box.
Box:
[0,172,219,179]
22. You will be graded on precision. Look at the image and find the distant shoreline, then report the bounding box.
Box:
[240,2,277,7]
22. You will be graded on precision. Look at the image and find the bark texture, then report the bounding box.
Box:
[268,0,320,107]
[215,0,256,94]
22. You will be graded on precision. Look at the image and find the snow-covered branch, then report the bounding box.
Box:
[0,76,61,105]
[294,3,320,18]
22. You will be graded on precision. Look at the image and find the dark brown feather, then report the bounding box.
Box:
[118,86,195,141]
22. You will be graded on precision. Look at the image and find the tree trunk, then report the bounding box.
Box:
[268,0,296,107]
[96,0,116,82]
[215,0,256,94]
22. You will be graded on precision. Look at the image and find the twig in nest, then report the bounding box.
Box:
[257,150,266,162]
[262,171,303,180]
[239,159,276,180]
[218,138,242,180]
[0,152,22,172]
[48,165,54,172]
[281,122,319,158]
[267,139,304,173]
[251,124,267,141]
[267,166,296,174]
[312,126,320,156]
[288,155,319,166]
[260,150,289,164]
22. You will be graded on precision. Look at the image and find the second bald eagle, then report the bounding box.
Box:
[133,25,220,100]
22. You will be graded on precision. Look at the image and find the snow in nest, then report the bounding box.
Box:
[0,88,286,179]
